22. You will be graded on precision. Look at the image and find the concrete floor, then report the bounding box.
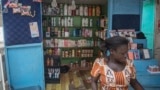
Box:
[45,70,95,90]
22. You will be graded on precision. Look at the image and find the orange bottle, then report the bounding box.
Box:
[96,5,101,16]
[92,6,95,16]
[47,57,50,66]
[88,6,92,16]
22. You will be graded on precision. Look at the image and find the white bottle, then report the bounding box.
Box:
[70,17,73,26]
[47,6,52,15]
[61,18,64,26]
[65,28,69,37]
[51,17,54,26]
[64,17,66,27]
[79,5,83,16]
[82,18,84,27]
[65,17,68,27]
[85,18,88,27]
[84,6,88,16]
[60,4,63,16]
[68,17,71,26]
[68,5,72,16]
[90,19,93,27]
[58,17,61,26]
[64,4,68,16]
[76,7,79,16]
[54,17,56,26]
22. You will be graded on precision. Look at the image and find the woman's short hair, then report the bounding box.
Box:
[100,36,129,52]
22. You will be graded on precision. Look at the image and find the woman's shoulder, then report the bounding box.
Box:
[126,59,134,67]
[94,57,107,65]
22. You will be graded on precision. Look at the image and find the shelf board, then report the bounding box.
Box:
[44,36,105,40]
[43,0,107,5]
[61,57,95,59]
[42,26,101,28]
[44,66,60,68]
[42,15,100,18]
[44,37,95,39]
[45,79,60,84]
[44,46,98,49]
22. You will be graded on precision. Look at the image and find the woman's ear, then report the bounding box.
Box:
[110,49,114,54]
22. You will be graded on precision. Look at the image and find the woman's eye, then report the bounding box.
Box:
[120,53,127,56]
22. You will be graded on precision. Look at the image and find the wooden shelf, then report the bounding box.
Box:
[42,2,107,85]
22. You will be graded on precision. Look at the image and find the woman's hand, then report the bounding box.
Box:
[130,78,144,90]
[91,75,99,90]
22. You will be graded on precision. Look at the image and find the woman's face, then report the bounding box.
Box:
[112,45,128,63]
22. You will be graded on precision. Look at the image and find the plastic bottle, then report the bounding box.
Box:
[84,5,88,16]
[96,5,101,16]
[79,5,83,16]
[64,4,68,16]
[92,6,95,16]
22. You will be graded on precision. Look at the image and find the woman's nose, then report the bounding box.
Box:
[124,54,128,58]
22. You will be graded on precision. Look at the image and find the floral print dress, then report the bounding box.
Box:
[91,58,136,90]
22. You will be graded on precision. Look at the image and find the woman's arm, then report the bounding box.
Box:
[90,58,103,90]
[91,75,99,90]
[130,78,144,90]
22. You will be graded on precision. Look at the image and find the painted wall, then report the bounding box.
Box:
[112,0,141,14]
[5,44,44,89]
[108,0,142,36]
[141,0,155,50]
[108,0,155,51]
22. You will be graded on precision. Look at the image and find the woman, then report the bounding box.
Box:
[91,36,144,90]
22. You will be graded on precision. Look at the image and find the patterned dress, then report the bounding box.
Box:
[91,58,136,90]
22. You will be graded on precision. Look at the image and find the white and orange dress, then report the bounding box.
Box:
[91,58,136,90]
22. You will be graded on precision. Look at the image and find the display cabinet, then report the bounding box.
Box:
[42,2,107,83]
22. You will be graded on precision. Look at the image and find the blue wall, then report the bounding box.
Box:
[141,0,155,49]
[112,0,142,14]
[108,0,142,33]
[108,0,155,50]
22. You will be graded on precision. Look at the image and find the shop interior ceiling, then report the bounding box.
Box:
[43,0,107,5]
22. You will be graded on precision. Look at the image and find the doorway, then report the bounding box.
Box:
[154,0,160,60]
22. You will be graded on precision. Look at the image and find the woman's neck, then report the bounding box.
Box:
[108,55,126,65]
